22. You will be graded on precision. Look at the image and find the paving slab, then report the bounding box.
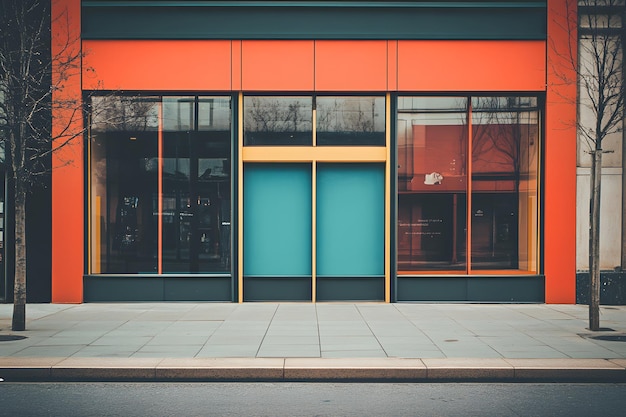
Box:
[321,350,388,358]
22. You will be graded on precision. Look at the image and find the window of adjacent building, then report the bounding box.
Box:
[89,95,232,274]
[397,96,540,274]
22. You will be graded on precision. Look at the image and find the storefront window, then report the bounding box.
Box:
[89,95,232,274]
[316,96,385,145]
[397,96,540,274]
[90,96,160,273]
[471,97,539,272]
[162,97,231,273]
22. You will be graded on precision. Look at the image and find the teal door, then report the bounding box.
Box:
[243,163,312,300]
[316,163,385,300]
[243,163,384,301]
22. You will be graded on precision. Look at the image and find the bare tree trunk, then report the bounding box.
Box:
[623,119,626,270]
[589,149,602,331]
[11,182,27,331]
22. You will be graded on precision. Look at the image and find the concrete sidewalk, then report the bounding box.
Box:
[1,303,625,382]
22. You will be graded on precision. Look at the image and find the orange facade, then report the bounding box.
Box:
[83,39,547,93]
[53,0,577,303]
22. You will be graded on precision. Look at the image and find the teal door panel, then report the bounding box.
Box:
[244,164,312,276]
[316,163,384,276]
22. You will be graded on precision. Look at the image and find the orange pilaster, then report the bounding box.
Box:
[51,0,83,302]
[387,40,398,91]
[231,41,242,91]
[544,0,577,303]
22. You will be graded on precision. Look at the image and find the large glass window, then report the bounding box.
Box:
[162,97,232,273]
[397,96,540,274]
[471,97,539,271]
[89,95,232,274]
[90,96,160,274]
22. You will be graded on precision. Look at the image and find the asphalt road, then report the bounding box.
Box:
[1,382,626,416]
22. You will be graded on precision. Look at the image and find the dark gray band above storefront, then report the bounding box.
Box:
[81,1,547,40]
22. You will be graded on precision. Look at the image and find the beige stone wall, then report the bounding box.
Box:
[576,166,624,269]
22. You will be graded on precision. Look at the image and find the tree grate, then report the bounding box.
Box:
[589,334,626,342]
[0,335,27,342]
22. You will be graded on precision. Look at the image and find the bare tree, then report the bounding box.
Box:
[555,0,625,330]
[472,97,540,200]
[0,0,84,330]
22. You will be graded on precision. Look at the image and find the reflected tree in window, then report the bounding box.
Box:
[91,96,159,132]
[396,96,540,273]
[90,96,233,275]
[244,96,312,145]
[316,97,385,145]
[90,96,160,274]
[470,97,539,270]
[471,97,539,194]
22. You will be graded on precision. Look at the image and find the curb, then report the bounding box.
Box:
[1,358,626,382]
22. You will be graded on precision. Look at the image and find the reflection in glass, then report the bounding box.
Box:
[316,96,385,145]
[91,95,159,132]
[89,96,232,275]
[90,96,160,273]
[244,96,312,145]
[397,97,468,272]
[471,97,539,271]
[0,170,3,301]
[199,97,231,131]
[396,96,540,274]
[162,97,231,273]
